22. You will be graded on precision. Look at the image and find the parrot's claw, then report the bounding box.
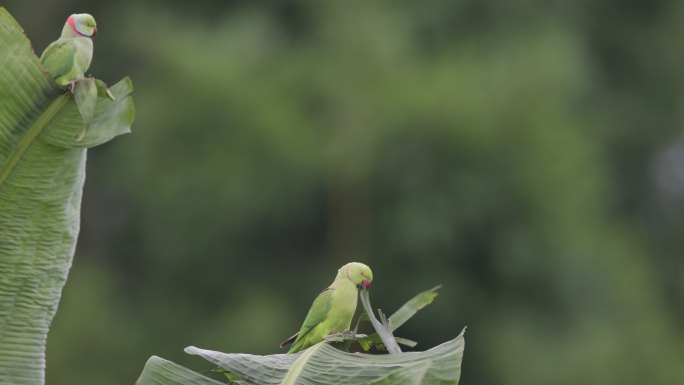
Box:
[324,331,367,343]
[67,80,77,94]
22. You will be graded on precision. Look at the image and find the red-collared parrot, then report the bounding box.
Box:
[40,13,97,90]
[281,262,373,353]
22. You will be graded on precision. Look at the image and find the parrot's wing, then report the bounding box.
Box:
[281,287,334,349]
[40,39,76,80]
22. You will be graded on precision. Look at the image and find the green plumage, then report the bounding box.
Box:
[281,262,373,353]
[40,14,97,87]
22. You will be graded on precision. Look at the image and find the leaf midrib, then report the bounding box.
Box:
[0,93,68,187]
[280,344,321,385]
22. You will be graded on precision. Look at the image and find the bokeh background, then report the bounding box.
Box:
[6,0,684,384]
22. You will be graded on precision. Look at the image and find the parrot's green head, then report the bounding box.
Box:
[68,13,97,37]
[343,262,373,290]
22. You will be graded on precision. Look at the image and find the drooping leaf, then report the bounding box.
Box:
[74,78,98,131]
[0,7,134,385]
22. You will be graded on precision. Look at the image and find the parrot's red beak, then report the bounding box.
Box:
[361,279,372,290]
[92,27,98,37]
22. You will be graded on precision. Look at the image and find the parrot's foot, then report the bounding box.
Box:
[324,331,367,343]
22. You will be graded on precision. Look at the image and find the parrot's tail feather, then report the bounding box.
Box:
[280,332,299,348]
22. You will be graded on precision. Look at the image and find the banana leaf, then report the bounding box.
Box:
[0,8,135,385]
[137,329,465,385]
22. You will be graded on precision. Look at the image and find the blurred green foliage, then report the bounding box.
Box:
[6,0,684,384]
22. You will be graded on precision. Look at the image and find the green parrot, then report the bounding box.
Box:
[40,13,97,91]
[281,262,373,353]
